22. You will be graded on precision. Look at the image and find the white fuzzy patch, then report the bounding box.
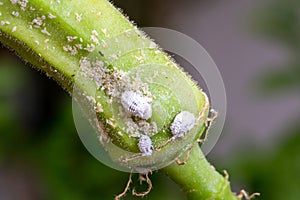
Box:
[121,91,152,120]
[138,135,153,156]
[170,111,195,138]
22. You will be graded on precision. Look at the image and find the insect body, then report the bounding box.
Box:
[121,91,152,120]
[170,111,196,138]
[138,135,153,156]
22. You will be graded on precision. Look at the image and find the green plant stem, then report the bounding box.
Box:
[163,144,238,200]
[0,0,240,199]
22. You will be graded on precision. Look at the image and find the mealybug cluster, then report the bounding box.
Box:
[121,90,152,120]
[170,111,196,138]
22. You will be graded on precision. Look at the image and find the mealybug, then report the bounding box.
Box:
[170,111,195,138]
[121,91,152,120]
[138,135,153,156]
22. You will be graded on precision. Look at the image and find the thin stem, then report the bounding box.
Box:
[163,144,239,200]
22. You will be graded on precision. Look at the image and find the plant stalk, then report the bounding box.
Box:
[0,0,240,199]
[163,144,239,200]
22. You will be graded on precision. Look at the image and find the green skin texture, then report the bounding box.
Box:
[0,0,239,199]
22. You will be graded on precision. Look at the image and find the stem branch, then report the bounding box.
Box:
[163,144,239,200]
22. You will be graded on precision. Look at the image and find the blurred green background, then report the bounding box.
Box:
[0,0,300,199]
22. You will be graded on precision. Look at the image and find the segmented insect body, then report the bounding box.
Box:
[121,91,152,120]
[170,111,196,138]
[138,135,153,156]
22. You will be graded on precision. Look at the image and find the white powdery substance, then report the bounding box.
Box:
[121,113,158,137]
[31,15,46,28]
[138,135,153,156]
[79,58,127,97]
[41,27,51,36]
[121,90,152,120]
[48,13,56,19]
[75,13,82,22]
[10,0,28,11]
[11,26,17,32]
[11,11,19,17]
[1,21,10,26]
[170,111,196,138]
[90,30,99,44]
[66,35,78,42]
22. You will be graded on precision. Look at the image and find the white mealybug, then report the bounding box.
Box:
[170,111,196,138]
[121,91,152,120]
[138,135,153,156]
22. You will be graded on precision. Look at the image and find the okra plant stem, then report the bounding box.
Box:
[163,143,238,200]
[0,0,243,199]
